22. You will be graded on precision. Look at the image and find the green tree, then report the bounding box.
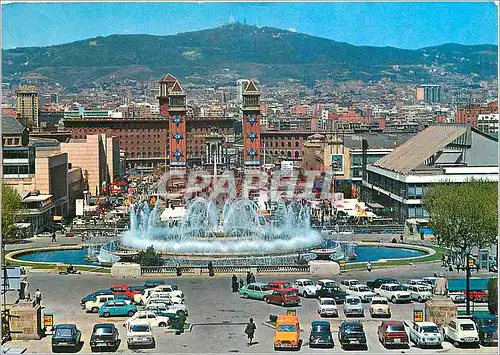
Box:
[487,278,497,315]
[1,184,22,239]
[423,179,498,314]
[137,246,163,266]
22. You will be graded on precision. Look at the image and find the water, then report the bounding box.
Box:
[16,245,426,266]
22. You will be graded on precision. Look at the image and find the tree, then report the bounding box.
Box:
[487,278,497,315]
[137,246,163,266]
[1,184,22,239]
[423,179,498,314]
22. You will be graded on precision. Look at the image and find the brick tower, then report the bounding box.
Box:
[242,80,261,167]
[167,80,187,168]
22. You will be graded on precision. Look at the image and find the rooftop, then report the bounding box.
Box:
[22,194,53,203]
[2,115,25,134]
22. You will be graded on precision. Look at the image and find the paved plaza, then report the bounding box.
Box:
[4,262,497,354]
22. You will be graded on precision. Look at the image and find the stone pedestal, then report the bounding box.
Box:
[111,262,141,278]
[9,302,43,340]
[425,297,457,327]
[308,260,340,277]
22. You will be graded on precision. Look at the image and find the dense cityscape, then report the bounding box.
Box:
[1,2,498,354]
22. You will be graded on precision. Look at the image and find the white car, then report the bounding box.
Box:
[125,311,172,328]
[146,292,183,305]
[317,297,339,317]
[369,296,391,317]
[134,288,158,305]
[151,285,184,300]
[409,321,443,348]
[343,295,364,317]
[442,319,479,347]
[374,283,412,303]
[402,279,430,290]
[127,323,155,349]
[339,279,360,291]
[316,279,336,291]
[85,295,116,313]
[448,292,466,303]
[35,231,55,238]
[145,298,188,316]
[347,284,376,303]
[294,279,317,298]
[407,285,432,302]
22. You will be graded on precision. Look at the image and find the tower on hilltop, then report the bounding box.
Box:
[242,80,261,167]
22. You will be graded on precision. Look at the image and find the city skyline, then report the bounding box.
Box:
[2,2,498,49]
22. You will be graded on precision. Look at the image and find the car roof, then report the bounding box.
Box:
[472,314,497,320]
[295,278,313,282]
[345,295,361,299]
[371,296,388,300]
[414,322,438,326]
[318,279,335,282]
[456,318,475,324]
[381,283,401,286]
[111,284,129,288]
[353,284,370,288]
[344,279,358,282]
[249,282,268,287]
[276,288,297,292]
[382,321,404,326]
[270,280,291,284]
[319,297,336,301]
[311,321,330,326]
[94,323,115,329]
[342,321,362,326]
[55,324,76,329]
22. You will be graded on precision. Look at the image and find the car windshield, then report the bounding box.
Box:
[390,285,403,291]
[95,327,113,335]
[388,325,405,332]
[347,298,360,305]
[284,292,296,297]
[460,324,475,331]
[321,299,335,305]
[312,325,330,333]
[372,299,388,305]
[303,281,314,286]
[358,286,370,292]
[418,287,430,292]
[131,324,150,332]
[480,318,498,327]
[323,282,335,288]
[278,325,297,332]
[55,328,73,337]
[261,286,271,291]
[281,283,292,288]
[346,325,363,332]
[422,326,439,333]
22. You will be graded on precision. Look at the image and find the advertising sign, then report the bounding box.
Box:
[286,309,297,316]
[331,154,344,175]
[75,199,84,216]
[413,309,424,322]
[43,313,54,327]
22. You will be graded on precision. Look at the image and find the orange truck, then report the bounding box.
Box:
[273,315,301,350]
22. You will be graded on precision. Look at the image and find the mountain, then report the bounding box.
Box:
[2,24,497,87]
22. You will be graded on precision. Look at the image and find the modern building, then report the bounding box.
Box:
[477,113,498,134]
[454,101,498,128]
[362,124,498,222]
[16,86,39,129]
[416,85,441,104]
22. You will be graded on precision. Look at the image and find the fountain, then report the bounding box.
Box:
[117,197,329,266]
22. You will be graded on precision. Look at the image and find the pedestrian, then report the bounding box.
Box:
[366,261,372,272]
[34,288,42,306]
[420,231,424,240]
[51,233,56,242]
[239,279,244,289]
[400,233,404,243]
[246,271,251,285]
[232,274,238,292]
[441,253,446,266]
[250,272,256,283]
[245,318,256,346]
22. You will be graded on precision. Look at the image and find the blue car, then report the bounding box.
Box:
[472,314,498,346]
[52,324,82,352]
[115,294,132,303]
[99,300,137,317]
[81,289,113,307]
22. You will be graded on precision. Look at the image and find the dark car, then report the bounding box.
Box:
[81,289,114,307]
[472,314,498,346]
[90,323,120,351]
[316,286,347,304]
[52,324,82,352]
[143,280,166,288]
[338,321,367,350]
[367,278,400,291]
[264,288,301,307]
[378,320,409,348]
[309,320,334,348]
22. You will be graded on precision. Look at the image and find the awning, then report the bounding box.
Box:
[53,216,63,221]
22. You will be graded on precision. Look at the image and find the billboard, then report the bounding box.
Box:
[331,154,344,175]
[75,199,84,216]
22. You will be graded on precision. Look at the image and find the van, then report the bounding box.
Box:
[273,315,301,350]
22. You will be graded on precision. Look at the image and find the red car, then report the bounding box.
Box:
[110,284,145,300]
[264,288,301,307]
[378,321,409,348]
[268,280,298,293]
[463,290,488,302]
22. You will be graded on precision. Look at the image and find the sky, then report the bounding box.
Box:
[1,2,498,50]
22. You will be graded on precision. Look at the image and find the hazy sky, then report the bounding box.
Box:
[2,2,498,49]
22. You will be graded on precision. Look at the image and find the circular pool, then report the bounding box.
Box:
[15,244,427,266]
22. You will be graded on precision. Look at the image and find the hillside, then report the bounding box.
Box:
[2,23,497,86]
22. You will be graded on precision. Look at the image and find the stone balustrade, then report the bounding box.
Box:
[141,265,310,276]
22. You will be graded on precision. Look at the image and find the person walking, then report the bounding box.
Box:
[366,261,372,272]
[232,274,238,292]
[34,289,42,306]
[250,272,256,283]
[245,318,256,346]
[246,271,252,285]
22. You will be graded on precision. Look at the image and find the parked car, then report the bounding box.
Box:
[110,284,146,300]
[35,231,55,238]
[264,288,300,307]
[374,283,411,303]
[127,323,155,349]
[408,321,443,348]
[463,290,488,302]
[407,285,432,302]
[367,277,400,291]
[316,285,347,303]
[317,297,339,317]
[442,318,480,347]
[344,295,364,317]
[125,310,173,328]
[293,279,317,298]
[449,292,467,303]
[340,279,360,291]
[369,296,391,318]
[81,289,114,307]
[471,314,498,346]
[114,294,133,304]
[144,298,188,316]
[338,321,367,349]
[378,320,409,348]
[146,292,183,305]
[143,280,166,288]
[85,294,116,313]
[347,284,376,303]
[238,282,273,300]
[150,284,184,300]
[273,315,301,350]
[315,279,337,291]
[402,279,430,290]
[422,277,438,287]
[90,323,120,351]
[51,324,82,352]
[99,300,137,317]
[309,320,334,348]
[268,280,297,293]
